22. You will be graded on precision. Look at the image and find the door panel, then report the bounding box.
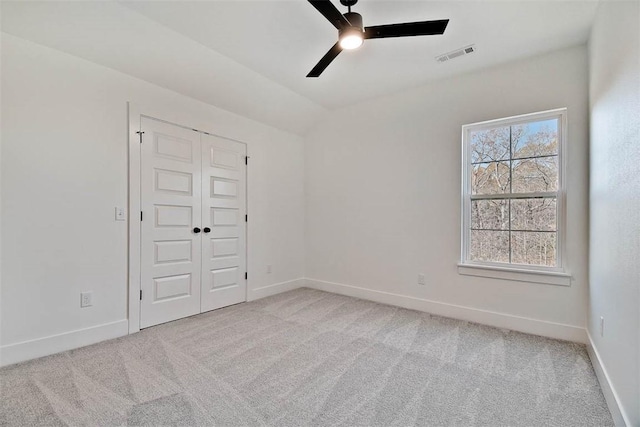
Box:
[155,169,193,194]
[155,240,192,264]
[154,274,192,301]
[201,134,247,312]
[211,178,238,197]
[210,267,240,291]
[140,118,202,328]
[211,238,238,257]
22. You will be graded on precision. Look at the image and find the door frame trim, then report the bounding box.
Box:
[128,102,142,334]
[127,102,249,334]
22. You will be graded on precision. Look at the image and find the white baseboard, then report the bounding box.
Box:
[305,278,588,343]
[0,279,589,368]
[0,278,306,368]
[586,331,630,426]
[0,319,129,367]
[248,278,306,301]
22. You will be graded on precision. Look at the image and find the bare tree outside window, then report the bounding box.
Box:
[463,112,563,268]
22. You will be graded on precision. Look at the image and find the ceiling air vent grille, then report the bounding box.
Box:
[436,45,475,63]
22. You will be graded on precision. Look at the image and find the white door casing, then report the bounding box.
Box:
[140,118,202,328]
[200,134,247,311]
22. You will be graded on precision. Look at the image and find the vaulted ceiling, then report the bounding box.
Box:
[1,1,599,134]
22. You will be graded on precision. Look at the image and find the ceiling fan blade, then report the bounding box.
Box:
[308,0,351,30]
[307,42,343,77]
[364,19,449,39]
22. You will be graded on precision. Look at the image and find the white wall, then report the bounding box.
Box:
[588,1,640,425]
[305,45,590,341]
[0,34,305,364]
[0,12,3,357]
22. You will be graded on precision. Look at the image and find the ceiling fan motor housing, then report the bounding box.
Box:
[341,12,364,34]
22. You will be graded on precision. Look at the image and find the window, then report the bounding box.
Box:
[460,109,568,283]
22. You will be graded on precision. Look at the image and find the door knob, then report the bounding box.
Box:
[203,227,211,233]
[193,227,201,233]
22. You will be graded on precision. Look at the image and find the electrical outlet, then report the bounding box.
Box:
[81,291,93,308]
[418,274,426,285]
[600,316,605,337]
[267,264,272,274]
[115,207,126,221]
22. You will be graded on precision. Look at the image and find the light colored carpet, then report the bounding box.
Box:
[0,288,613,426]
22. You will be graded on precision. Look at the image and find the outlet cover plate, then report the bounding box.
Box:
[115,207,126,221]
[81,291,93,307]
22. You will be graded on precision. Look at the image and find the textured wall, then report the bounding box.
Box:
[588,1,640,425]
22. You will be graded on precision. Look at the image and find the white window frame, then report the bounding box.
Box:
[458,108,571,286]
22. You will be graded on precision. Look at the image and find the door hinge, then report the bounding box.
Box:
[140,290,143,300]
[136,131,145,143]
[245,272,248,280]
[245,156,248,165]
[245,214,248,222]
[141,211,143,221]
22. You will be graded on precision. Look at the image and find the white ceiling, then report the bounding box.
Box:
[1,1,599,134]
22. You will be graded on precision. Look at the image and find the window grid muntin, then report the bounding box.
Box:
[471,192,556,200]
[508,126,512,263]
[471,153,558,165]
[471,229,556,233]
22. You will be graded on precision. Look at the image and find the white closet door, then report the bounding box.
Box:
[200,134,247,312]
[140,118,202,328]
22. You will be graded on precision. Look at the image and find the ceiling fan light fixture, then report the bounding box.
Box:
[306,0,449,77]
[339,27,364,50]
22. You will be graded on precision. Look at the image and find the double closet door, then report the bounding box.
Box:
[140,117,247,328]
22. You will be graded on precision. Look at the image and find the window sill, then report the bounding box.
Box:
[457,263,571,286]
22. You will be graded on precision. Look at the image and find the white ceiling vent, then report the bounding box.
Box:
[436,45,476,63]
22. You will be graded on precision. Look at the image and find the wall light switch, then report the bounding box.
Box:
[418,274,426,285]
[267,265,272,274]
[115,207,126,221]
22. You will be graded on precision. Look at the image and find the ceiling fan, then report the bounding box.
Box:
[306,0,449,77]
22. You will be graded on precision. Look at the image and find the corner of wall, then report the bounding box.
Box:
[248,278,306,302]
